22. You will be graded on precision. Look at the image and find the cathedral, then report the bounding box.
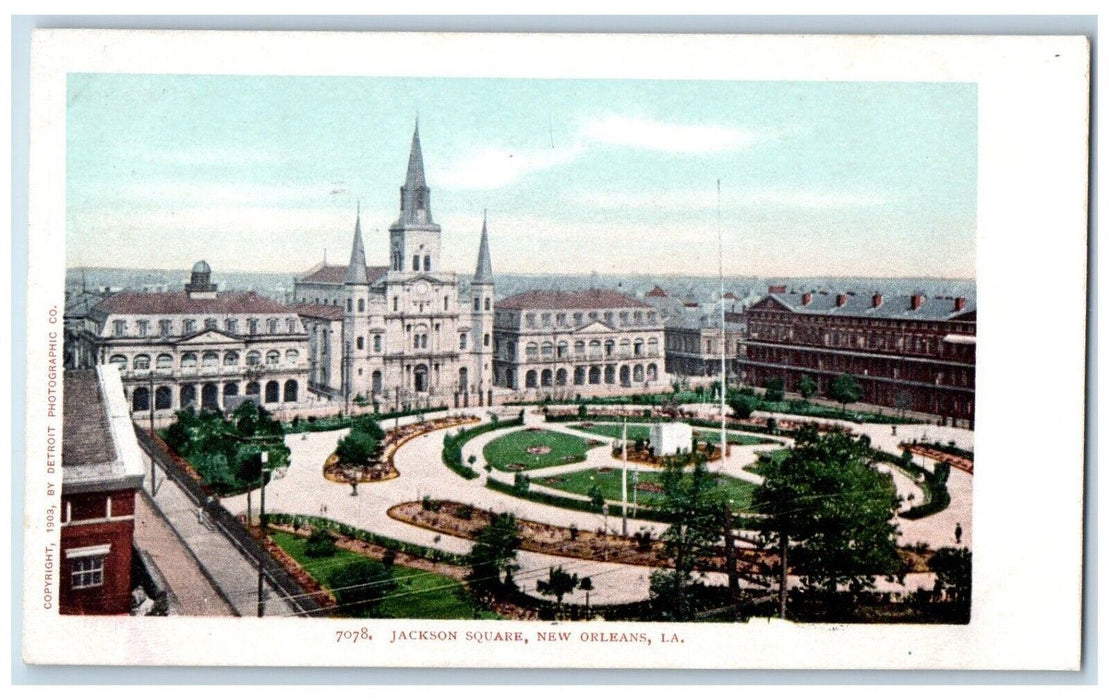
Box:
[293,123,496,409]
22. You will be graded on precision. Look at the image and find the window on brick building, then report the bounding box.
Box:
[68,546,109,590]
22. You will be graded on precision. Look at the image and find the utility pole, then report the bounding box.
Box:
[257,450,269,617]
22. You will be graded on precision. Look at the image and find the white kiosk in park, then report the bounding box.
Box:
[649,421,693,456]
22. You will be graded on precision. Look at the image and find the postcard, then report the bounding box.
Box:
[21,29,1089,669]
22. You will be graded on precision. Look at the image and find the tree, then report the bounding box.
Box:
[466,512,521,605]
[752,426,901,618]
[649,456,723,621]
[536,566,580,615]
[329,559,397,617]
[798,375,818,402]
[764,377,785,403]
[728,394,758,420]
[580,576,594,614]
[588,484,605,510]
[305,528,337,558]
[828,373,862,415]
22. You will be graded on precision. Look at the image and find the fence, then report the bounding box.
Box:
[132,424,328,618]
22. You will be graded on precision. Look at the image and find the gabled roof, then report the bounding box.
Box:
[299,265,389,285]
[92,291,296,316]
[497,289,652,311]
[645,285,668,298]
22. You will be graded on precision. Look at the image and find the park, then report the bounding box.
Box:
[164,387,973,623]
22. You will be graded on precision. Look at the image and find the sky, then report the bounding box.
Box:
[66,74,976,278]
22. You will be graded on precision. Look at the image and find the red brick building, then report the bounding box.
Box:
[61,365,146,614]
[742,289,976,426]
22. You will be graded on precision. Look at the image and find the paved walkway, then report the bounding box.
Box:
[140,451,295,617]
[133,491,235,616]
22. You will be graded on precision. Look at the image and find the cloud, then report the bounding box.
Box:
[581,115,758,154]
[435,144,584,190]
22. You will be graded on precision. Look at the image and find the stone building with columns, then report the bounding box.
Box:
[492,289,668,397]
[291,123,496,410]
[69,261,310,418]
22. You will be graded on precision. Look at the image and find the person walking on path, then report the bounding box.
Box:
[954,522,963,544]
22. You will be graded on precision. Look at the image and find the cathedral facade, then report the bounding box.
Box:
[293,124,495,410]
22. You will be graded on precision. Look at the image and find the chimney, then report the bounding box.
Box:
[872,292,883,308]
[836,293,848,307]
[911,293,925,310]
[768,284,787,294]
[954,296,966,311]
[801,292,813,306]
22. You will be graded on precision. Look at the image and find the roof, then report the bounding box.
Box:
[93,290,297,316]
[63,370,117,466]
[191,260,211,274]
[290,303,345,321]
[298,265,389,285]
[497,288,652,311]
[754,292,976,322]
[63,366,146,493]
[645,285,668,298]
[667,306,745,331]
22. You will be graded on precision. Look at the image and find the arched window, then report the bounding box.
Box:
[373,335,382,352]
[347,299,353,312]
[483,333,490,348]
[133,354,150,370]
[459,333,468,350]
[620,339,631,356]
[647,338,659,356]
[181,352,197,368]
[356,336,364,350]
[285,349,299,364]
[265,381,280,403]
[484,298,491,311]
[109,354,127,368]
[557,341,568,358]
[246,350,261,366]
[357,298,364,313]
[634,339,644,356]
[574,341,585,357]
[525,370,538,388]
[588,340,602,358]
[423,255,431,271]
[154,386,173,410]
[204,318,217,329]
[180,384,197,407]
[283,380,298,403]
[265,350,280,366]
[223,351,239,366]
[604,340,615,357]
[525,343,538,360]
[412,255,420,271]
[541,342,554,359]
[267,318,278,334]
[202,351,219,367]
[245,382,260,396]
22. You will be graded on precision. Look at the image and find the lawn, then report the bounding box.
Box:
[570,423,778,447]
[270,531,497,619]
[747,448,791,475]
[482,429,595,472]
[537,466,757,511]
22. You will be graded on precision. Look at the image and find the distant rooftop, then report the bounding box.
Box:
[93,290,296,316]
[289,303,345,321]
[299,264,389,286]
[497,288,651,311]
[759,290,975,322]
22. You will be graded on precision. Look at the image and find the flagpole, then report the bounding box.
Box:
[718,178,727,467]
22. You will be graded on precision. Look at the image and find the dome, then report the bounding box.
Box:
[191,260,211,274]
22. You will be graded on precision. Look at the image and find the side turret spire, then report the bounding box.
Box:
[473,209,494,285]
[345,210,369,284]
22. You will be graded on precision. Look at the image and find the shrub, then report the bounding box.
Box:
[336,430,379,466]
[513,472,531,495]
[330,559,397,617]
[728,395,758,419]
[305,528,337,558]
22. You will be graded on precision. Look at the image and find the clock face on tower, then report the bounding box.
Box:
[413,280,431,297]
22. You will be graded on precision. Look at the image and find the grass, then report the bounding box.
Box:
[537,466,757,511]
[270,531,498,619]
[482,429,595,472]
[569,423,779,447]
[746,448,790,476]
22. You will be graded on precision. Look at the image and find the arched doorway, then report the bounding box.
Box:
[574,367,586,385]
[223,382,239,401]
[619,365,631,386]
[588,366,601,384]
[633,365,644,383]
[131,387,150,412]
[413,364,428,393]
[154,386,173,410]
[540,369,552,387]
[458,367,469,392]
[372,370,383,394]
[647,363,658,382]
[201,383,219,410]
[604,365,615,384]
[555,368,568,386]
[265,380,280,403]
[180,384,197,408]
[245,381,260,397]
[525,370,538,388]
[284,380,298,402]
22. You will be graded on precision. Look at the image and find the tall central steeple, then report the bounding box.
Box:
[396,120,435,228]
[390,120,442,273]
[345,208,369,284]
[473,210,494,285]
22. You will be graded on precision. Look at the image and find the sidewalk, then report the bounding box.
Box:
[140,451,295,617]
[133,491,235,616]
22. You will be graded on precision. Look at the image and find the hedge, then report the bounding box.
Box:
[283,405,449,434]
[441,417,525,480]
[266,513,468,566]
[874,450,952,520]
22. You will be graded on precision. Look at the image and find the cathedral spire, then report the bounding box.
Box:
[473,209,494,285]
[395,120,434,228]
[345,210,369,284]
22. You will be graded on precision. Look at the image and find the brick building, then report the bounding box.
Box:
[742,288,976,426]
[493,289,667,395]
[60,365,145,614]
